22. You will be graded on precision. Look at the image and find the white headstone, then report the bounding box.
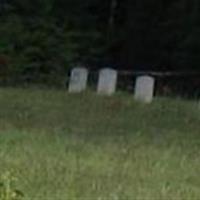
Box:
[134,75,155,103]
[68,67,88,93]
[97,68,118,95]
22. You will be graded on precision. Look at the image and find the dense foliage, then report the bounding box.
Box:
[0,0,199,85]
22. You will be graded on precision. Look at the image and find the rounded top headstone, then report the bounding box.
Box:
[97,68,118,95]
[134,75,155,103]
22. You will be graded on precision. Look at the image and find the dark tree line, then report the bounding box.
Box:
[0,0,200,86]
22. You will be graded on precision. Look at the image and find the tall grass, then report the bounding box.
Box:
[0,88,200,199]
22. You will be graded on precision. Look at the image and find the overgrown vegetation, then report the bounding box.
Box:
[0,172,24,200]
[0,88,200,199]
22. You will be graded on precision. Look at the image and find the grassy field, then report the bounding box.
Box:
[0,88,200,200]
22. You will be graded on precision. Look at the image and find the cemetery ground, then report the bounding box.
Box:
[0,88,200,200]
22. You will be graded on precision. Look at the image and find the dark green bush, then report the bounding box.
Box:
[0,15,73,86]
[0,13,104,87]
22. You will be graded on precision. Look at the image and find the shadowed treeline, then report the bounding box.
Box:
[0,0,200,88]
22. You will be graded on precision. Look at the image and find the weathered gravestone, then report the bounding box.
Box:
[134,75,155,103]
[97,68,118,95]
[68,67,88,93]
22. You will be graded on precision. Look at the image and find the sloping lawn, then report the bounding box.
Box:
[0,88,200,200]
